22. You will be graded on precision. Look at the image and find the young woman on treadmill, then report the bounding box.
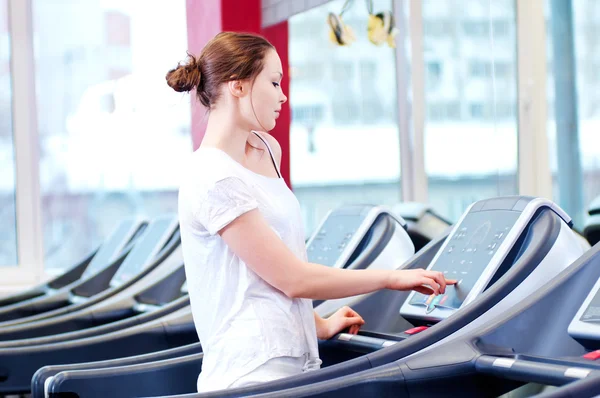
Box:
[168,31,456,393]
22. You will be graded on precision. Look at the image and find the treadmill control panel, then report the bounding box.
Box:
[581,289,600,323]
[306,206,375,268]
[416,212,451,240]
[401,204,522,321]
[568,276,600,343]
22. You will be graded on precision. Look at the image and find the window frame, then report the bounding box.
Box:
[3,0,45,288]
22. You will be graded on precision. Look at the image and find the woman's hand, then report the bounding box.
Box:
[386,269,458,295]
[315,306,365,340]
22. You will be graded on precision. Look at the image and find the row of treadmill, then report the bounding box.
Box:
[3,196,600,397]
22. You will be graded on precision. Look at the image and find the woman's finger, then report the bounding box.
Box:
[419,277,440,295]
[427,271,446,294]
[343,307,365,324]
[414,286,435,295]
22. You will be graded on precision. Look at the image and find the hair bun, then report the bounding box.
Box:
[166,53,202,93]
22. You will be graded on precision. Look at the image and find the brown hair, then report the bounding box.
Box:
[166,32,274,108]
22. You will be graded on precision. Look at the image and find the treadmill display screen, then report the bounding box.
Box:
[408,210,520,312]
[580,288,600,323]
[110,219,175,287]
[416,212,450,240]
[307,212,371,268]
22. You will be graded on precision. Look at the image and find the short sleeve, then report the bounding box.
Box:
[194,177,259,235]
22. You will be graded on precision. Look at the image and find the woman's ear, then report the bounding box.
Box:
[228,80,246,98]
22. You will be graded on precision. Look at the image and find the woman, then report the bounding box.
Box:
[168,31,455,393]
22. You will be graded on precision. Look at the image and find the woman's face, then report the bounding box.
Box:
[244,48,287,132]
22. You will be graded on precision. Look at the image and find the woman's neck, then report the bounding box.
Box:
[200,107,252,164]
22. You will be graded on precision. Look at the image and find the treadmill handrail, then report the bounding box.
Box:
[0,296,190,349]
[476,354,598,386]
[46,248,98,290]
[49,352,204,398]
[31,342,202,397]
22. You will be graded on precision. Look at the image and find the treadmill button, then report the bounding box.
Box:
[583,350,600,360]
[404,326,429,335]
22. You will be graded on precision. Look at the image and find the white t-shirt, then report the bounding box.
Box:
[178,135,321,392]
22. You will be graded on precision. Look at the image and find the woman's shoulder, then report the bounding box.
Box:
[184,148,247,189]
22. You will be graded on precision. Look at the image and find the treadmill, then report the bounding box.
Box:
[393,202,452,252]
[30,204,423,397]
[306,205,414,271]
[308,205,415,308]
[258,220,600,397]
[0,215,181,341]
[0,218,146,308]
[0,232,185,345]
[0,218,146,322]
[0,215,178,332]
[39,197,588,398]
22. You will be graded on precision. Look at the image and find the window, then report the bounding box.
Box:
[33,1,191,272]
[0,0,17,266]
[424,20,453,37]
[426,60,442,90]
[332,61,354,81]
[361,97,383,123]
[463,21,489,37]
[469,102,485,119]
[493,20,511,37]
[424,0,519,221]
[464,19,511,38]
[469,60,491,78]
[426,101,461,121]
[546,0,600,228]
[332,99,360,124]
[289,0,401,237]
[292,105,325,125]
[293,62,325,82]
[359,61,377,80]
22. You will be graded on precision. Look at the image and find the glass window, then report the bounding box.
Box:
[463,21,489,37]
[423,0,519,221]
[292,62,325,82]
[493,20,511,37]
[469,60,492,78]
[33,1,191,272]
[0,0,17,266]
[424,20,453,37]
[425,60,443,90]
[289,0,401,237]
[546,0,600,228]
[469,102,485,119]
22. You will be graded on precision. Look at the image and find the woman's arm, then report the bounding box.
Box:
[220,209,454,300]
